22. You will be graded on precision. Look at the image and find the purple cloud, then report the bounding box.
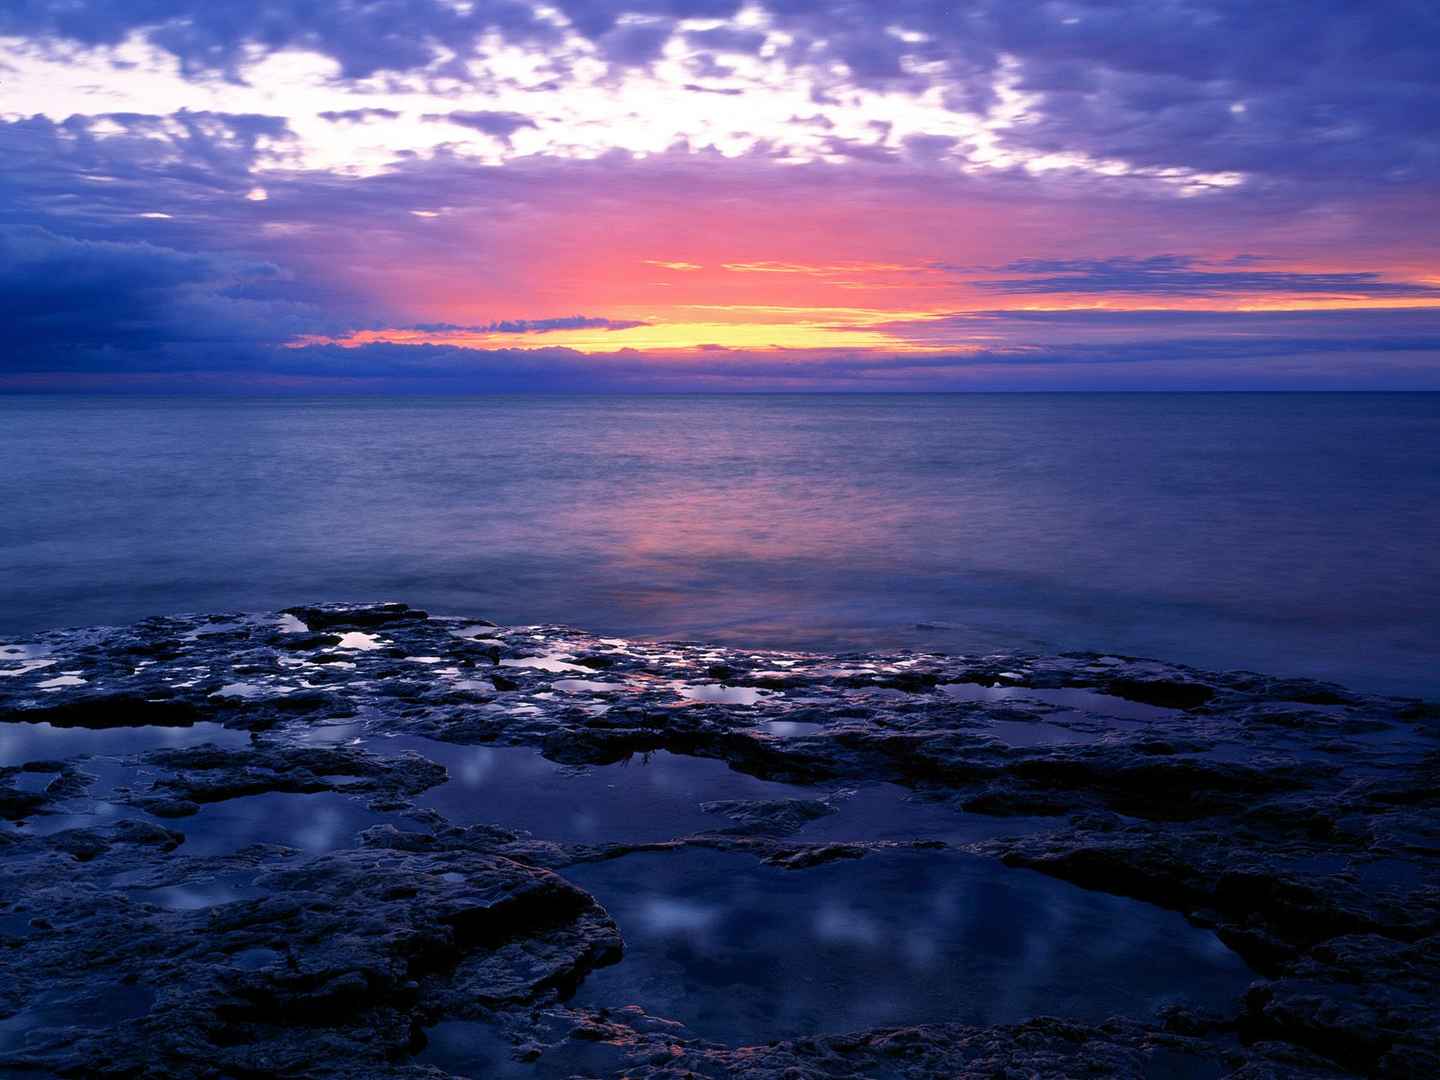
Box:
[318,108,402,123]
[960,256,1440,298]
[422,111,539,143]
[0,226,331,372]
[2,2,1434,190]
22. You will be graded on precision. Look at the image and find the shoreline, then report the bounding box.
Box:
[2,603,1437,1077]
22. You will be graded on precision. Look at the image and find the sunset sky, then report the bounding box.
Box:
[3,1,1439,390]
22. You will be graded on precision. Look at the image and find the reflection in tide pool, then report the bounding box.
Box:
[398,739,1022,847]
[939,683,1179,722]
[500,655,591,673]
[552,678,619,694]
[123,872,266,911]
[566,849,1251,1046]
[0,721,252,767]
[399,740,811,844]
[162,791,402,856]
[982,717,1096,747]
[678,684,774,705]
[0,984,156,1055]
[762,719,825,737]
[335,632,384,651]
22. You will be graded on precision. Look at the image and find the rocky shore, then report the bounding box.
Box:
[2,603,1437,1078]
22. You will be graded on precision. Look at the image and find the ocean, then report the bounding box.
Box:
[2,393,1437,696]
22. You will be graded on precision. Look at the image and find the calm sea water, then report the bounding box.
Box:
[2,394,1437,696]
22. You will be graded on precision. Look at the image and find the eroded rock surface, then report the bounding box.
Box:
[2,603,1436,1078]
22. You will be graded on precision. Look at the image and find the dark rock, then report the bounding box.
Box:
[1242,933,1440,1074]
[1105,677,1215,709]
[125,743,447,811]
[0,832,620,1077]
[279,632,344,651]
[2,693,202,729]
[1,604,1436,1078]
[282,602,429,630]
[0,786,47,820]
[700,797,838,837]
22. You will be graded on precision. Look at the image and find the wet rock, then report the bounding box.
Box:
[2,692,202,729]
[1,762,90,820]
[0,824,620,1077]
[124,743,448,812]
[131,796,203,819]
[282,602,429,630]
[1,603,1436,1078]
[700,797,838,837]
[0,785,47,820]
[549,1010,1351,1079]
[1105,676,1215,709]
[280,632,345,651]
[1242,933,1440,1074]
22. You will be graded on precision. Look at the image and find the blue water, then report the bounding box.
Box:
[2,393,1436,696]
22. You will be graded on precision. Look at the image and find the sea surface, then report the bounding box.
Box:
[2,393,1437,696]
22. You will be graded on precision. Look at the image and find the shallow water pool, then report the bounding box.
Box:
[566,847,1251,1045]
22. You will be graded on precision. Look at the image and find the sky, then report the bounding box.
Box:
[2,1,1439,391]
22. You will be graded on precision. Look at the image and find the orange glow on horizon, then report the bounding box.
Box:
[296,288,1440,355]
[299,317,936,354]
[306,180,1440,356]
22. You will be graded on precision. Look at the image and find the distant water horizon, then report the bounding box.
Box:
[3,392,1437,697]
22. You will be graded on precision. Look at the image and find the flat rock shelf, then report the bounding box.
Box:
[1,603,1437,1079]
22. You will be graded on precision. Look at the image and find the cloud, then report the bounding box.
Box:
[192,331,1440,392]
[2,3,1435,192]
[422,111,538,143]
[863,307,1440,378]
[317,109,402,123]
[869,305,1440,347]
[7,259,1437,389]
[0,226,329,371]
[0,0,566,79]
[962,256,1440,298]
[598,20,675,66]
[404,316,649,334]
[2,103,1437,393]
[682,26,768,55]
